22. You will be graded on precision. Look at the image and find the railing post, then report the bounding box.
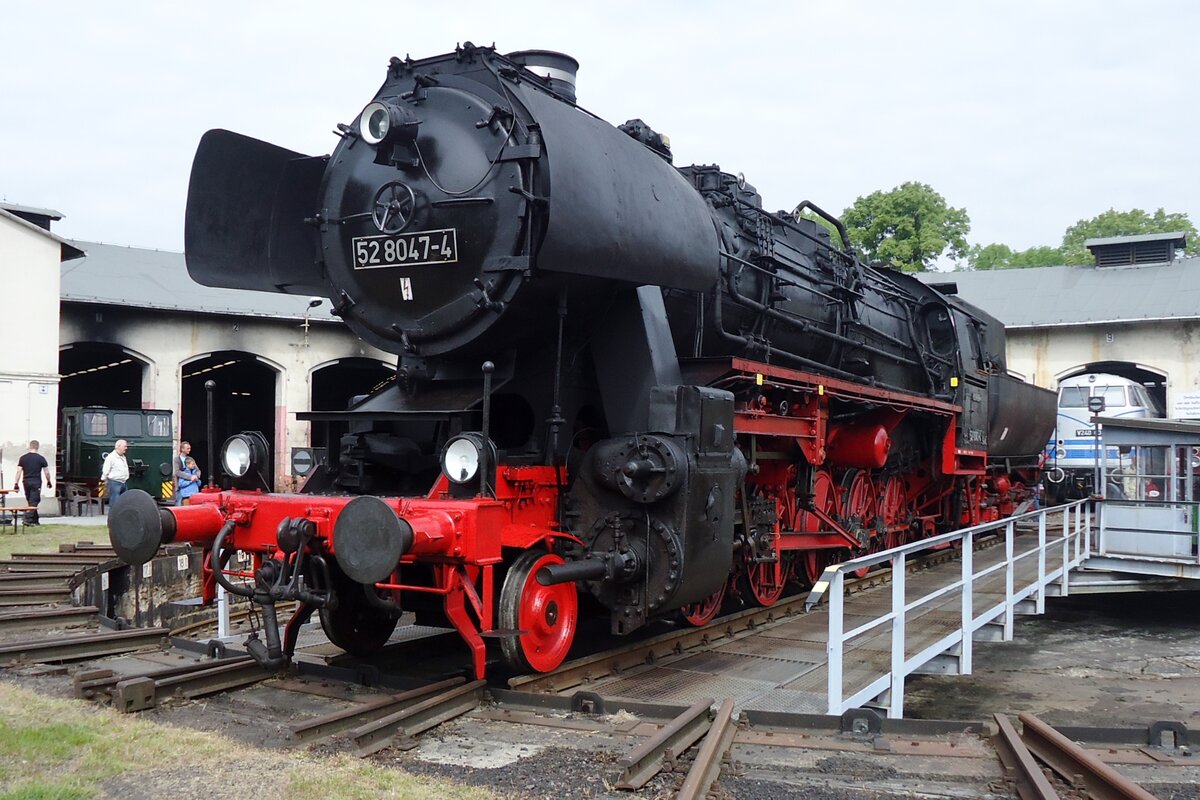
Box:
[1004,520,1015,641]
[1084,500,1092,559]
[1036,511,1046,614]
[960,528,973,674]
[826,569,845,715]
[1079,502,1086,560]
[889,551,905,718]
[1060,503,1070,596]
[1098,499,1106,556]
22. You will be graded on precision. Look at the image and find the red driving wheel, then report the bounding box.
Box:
[841,469,879,578]
[798,469,840,584]
[880,475,909,549]
[498,550,579,673]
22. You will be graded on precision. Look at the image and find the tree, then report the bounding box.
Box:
[967,243,1064,270]
[1060,208,1198,264]
[841,182,970,272]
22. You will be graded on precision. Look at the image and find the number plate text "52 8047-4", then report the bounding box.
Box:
[352,229,458,269]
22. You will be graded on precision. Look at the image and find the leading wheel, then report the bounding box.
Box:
[319,584,398,657]
[499,550,579,673]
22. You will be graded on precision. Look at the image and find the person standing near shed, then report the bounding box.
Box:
[101,439,130,508]
[173,440,192,506]
[13,440,52,526]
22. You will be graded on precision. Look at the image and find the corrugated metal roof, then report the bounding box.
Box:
[60,240,333,321]
[918,257,1200,328]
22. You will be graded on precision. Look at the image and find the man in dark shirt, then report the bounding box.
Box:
[13,440,52,526]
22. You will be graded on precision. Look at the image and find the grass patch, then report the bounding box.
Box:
[0,682,499,799]
[0,720,96,761]
[0,524,105,560]
[0,781,93,800]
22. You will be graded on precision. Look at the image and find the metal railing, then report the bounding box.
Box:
[811,500,1091,718]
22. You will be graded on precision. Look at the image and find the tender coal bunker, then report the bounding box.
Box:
[310,358,395,449]
[181,351,277,482]
[59,343,145,408]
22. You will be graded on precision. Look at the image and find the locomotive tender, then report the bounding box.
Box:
[109,43,1056,678]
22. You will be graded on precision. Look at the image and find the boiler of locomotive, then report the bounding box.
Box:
[184,46,721,360]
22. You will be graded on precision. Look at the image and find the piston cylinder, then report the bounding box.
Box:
[825,424,891,469]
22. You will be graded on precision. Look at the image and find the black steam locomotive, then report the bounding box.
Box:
[110,43,1056,678]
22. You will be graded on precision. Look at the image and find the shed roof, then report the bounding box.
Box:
[918,256,1200,329]
[1084,231,1186,249]
[1097,415,1200,445]
[60,240,332,321]
[0,201,65,220]
[1,208,85,261]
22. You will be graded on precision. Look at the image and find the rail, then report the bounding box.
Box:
[811,500,1091,718]
[1016,712,1159,800]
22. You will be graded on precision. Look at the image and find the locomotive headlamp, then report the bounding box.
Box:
[222,436,252,477]
[360,102,393,145]
[442,433,485,484]
[358,101,419,146]
[220,431,272,489]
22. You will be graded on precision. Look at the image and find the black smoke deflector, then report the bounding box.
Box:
[185,128,329,295]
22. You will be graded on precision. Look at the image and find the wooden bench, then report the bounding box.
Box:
[0,507,38,533]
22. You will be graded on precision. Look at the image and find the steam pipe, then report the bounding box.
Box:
[536,558,608,586]
[724,273,921,367]
[711,286,858,379]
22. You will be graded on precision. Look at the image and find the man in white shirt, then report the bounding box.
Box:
[101,439,130,507]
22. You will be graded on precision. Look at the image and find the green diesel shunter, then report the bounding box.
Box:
[58,407,175,503]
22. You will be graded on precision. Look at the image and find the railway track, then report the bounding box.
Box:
[0,605,99,635]
[74,653,272,712]
[996,712,1162,800]
[0,626,169,666]
[0,530,1192,799]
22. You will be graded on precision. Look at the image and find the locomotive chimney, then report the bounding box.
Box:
[507,49,579,103]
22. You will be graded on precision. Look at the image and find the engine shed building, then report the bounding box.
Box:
[2,202,394,507]
[922,233,1200,418]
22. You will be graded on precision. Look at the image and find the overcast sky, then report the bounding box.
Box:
[2,1,1196,265]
